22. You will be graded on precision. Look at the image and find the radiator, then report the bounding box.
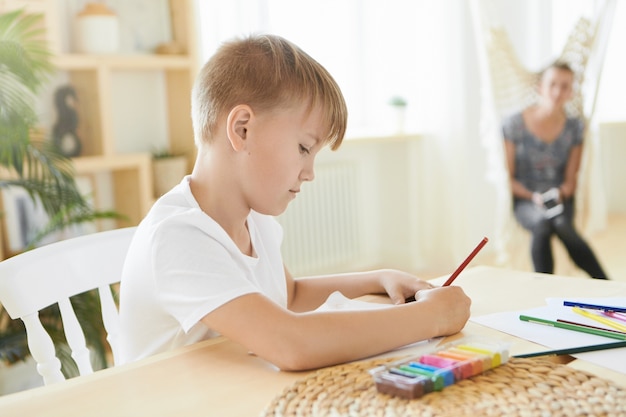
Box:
[277,161,364,277]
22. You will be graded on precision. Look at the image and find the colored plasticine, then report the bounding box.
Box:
[398,365,445,390]
[447,347,493,370]
[374,371,431,399]
[418,353,456,368]
[407,362,455,386]
[430,353,474,379]
[419,354,473,380]
[434,350,483,376]
[389,367,422,379]
[456,344,504,367]
[370,339,510,399]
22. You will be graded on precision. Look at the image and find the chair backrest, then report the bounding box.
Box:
[0,227,136,385]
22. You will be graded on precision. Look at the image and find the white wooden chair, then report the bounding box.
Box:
[0,227,136,385]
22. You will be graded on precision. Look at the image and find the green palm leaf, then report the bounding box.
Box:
[1,9,123,373]
[1,9,121,243]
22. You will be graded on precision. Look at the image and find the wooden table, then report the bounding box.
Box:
[1,266,625,416]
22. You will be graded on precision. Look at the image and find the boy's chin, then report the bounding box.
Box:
[254,205,289,217]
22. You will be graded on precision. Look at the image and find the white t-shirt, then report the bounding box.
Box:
[117,176,287,364]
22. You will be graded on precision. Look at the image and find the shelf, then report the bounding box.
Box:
[72,153,152,174]
[2,0,47,13]
[72,153,154,228]
[0,0,196,260]
[53,54,193,70]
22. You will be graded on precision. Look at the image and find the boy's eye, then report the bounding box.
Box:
[299,144,310,155]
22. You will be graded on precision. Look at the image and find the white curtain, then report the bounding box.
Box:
[408,1,491,269]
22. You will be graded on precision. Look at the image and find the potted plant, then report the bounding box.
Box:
[152,148,187,197]
[388,95,408,134]
[0,9,119,390]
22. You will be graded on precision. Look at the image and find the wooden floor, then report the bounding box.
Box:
[584,213,626,282]
[419,213,626,282]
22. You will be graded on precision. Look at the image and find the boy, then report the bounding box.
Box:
[118,34,470,370]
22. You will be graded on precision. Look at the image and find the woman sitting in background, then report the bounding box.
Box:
[502,61,608,279]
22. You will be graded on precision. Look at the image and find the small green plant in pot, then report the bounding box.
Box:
[388,95,408,134]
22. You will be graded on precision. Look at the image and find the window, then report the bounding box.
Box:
[196,0,432,136]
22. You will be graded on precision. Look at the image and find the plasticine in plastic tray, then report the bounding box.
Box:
[369,338,510,399]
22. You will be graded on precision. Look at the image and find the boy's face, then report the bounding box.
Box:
[238,102,326,216]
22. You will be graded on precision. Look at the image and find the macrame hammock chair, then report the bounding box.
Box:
[471,0,616,274]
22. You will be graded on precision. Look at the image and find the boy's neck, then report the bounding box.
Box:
[189,158,253,256]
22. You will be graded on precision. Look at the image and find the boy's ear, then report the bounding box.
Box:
[226,105,252,151]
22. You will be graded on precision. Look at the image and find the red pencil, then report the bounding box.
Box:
[443,237,489,286]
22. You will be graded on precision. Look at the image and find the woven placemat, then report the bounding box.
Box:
[260,357,626,417]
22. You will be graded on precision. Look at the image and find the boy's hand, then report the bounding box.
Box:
[378,269,435,305]
[414,286,471,335]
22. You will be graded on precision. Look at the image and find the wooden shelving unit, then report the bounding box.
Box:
[0,0,198,259]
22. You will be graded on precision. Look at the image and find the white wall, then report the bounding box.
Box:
[279,135,426,276]
[595,2,626,122]
[600,122,626,213]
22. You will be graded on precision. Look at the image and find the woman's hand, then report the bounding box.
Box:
[378,269,435,305]
[532,192,544,207]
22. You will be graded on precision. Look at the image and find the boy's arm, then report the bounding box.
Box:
[284,266,434,312]
[200,285,470,371]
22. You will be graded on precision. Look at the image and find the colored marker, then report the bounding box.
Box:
[513,340,626,358]
[604,311,626,323]
[519,314,626,341]
[443,237,488,286]
[556,319,626,335]
[571,307,626,333]
[563,301,626,313]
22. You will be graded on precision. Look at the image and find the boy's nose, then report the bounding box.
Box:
[300,165,315,182]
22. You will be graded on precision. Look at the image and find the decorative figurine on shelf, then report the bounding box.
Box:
[52,85,82,157]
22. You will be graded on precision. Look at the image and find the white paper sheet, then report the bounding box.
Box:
[471,297,626,374]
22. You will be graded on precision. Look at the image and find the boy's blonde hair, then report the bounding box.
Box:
[191,34,347,150]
